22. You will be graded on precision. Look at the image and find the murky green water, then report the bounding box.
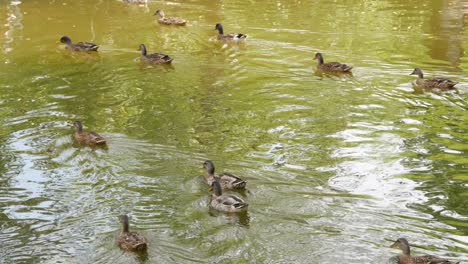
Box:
[0,0,467,263]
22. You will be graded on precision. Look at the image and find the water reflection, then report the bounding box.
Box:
[426,0,465,67]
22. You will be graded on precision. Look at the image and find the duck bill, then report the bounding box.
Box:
[389,241,398,248]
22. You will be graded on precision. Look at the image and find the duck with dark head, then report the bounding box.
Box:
[215,23,247,42]
[138,44,173,65]
[203,160,246,190]
[59,36,99,52]
[210,181,248,213]
[314,52,352,73]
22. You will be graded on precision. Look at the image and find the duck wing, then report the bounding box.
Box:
[222,195,248,209]
[88,131,106,144]
[425,78,457,89]
[323,62,352,72]
[220,172,247,189]
[117,231,148,251]
[74,42,99,51]
[147,52,173,63]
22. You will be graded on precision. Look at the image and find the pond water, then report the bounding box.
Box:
[0,0,467,263]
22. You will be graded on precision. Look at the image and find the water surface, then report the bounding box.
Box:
[0,0,467,263]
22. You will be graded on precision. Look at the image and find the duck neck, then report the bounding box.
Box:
[75,122,83,133]
[140,45,147,56]
[400,243,410,256]
[158,11,165,18]
[213,182,222,196]
[217,26,224,35]
[122,215,129,233]
[417,71,423,79]
[316,55,324,65]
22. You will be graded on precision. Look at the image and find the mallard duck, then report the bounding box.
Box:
[73,121,106,146]
[314,52,352,73]
[215,23,247,42]
[59,36,99,52]
[210,181,248,213]
[154,10,187,26]
[203,160,247,190]
[138,44,173,65]
[117,215,148,252]
[389,238,459,264]
[410,68,457,90]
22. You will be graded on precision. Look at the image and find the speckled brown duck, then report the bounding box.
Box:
[389,238,460,264]
[138,44,173,65]
[73,121,106,146]
[210,181,248,213]
[410,68,457,90]
[203,160,247,190]
[117,215,148,252]
[314,52,352,73]
[215,23,247,42]
[154,10,187,26]
[60,36,98,52]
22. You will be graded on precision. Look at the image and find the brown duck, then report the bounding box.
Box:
[314,52,352,73]
[139,44,173,65]
[389,238,459,264]
[60,36,98,52]
[203,160,247,190]
[410,68,457,90]
[117,215,148,252]
[73,121,106,146]
[154,10,187,26]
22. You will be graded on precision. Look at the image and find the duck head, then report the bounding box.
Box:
[60,36,72,45]
[410,68,424,79]
[73,121,83,132]
[203,160,215,174]
[154,9,164,17]
[314,52,324,65]
[390,238,410,256]
[138,44,147,56]
[215,23,224,35]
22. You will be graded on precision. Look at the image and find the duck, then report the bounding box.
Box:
[117,215,148,252]
[410,68,457,90]
[210,181,248,213]
[389,238,459,264]
[154,10,187,26]
[215,23,247,42]
[138,44,173,65]
[314,52,352,73]
[203,160,247,190]
[73,121,106,146]
[59,36,99,52]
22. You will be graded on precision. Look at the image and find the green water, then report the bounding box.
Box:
[0,0,467,263]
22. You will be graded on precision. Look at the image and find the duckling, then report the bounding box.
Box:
[314,52,352,73]
[215,23,247,42]
[154,10,187,26]
[59,36,99,52]
[410,68,457,90]
[138,44,173,65]
[73,121,106,146]
[210,181,248,213]
[117,215,148,252]
[203,160,247,190]
[389,238,459,264]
